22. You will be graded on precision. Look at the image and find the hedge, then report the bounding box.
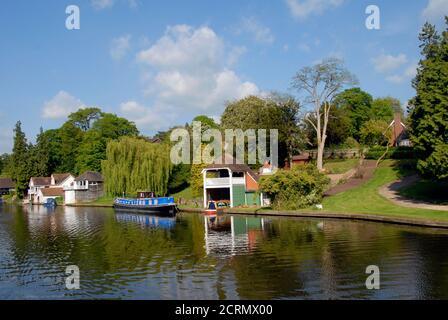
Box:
[365,146,416,160]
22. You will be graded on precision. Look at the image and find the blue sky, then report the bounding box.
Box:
[0,0,447,153]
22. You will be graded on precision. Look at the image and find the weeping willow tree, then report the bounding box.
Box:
[102,137,172,196]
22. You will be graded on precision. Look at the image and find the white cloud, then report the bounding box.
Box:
[372,53,408,73]
[91,0,139,10]
[298,43,311,52]
[286,0,345,20]
[119,101,173,129]
[385,62,418,84]
[91,0,114,10]
[110,35,131,61]
[42,91,85,119]
[404,63,418,78]
[237,17,275,44]
[422,0,448,22]
[131,24,259,130]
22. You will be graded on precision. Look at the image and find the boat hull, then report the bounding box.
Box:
[113,203,177,217]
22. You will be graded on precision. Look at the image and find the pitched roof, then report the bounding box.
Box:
[52,173,72,185]
[0,178,14,189]
[75,171,104,182]
[31,177,51,186]
[40,187,64,197]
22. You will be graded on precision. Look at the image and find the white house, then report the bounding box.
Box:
[64,171,104,205]
[28,173,75,205]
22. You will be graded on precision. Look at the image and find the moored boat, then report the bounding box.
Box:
[113,192,177,216]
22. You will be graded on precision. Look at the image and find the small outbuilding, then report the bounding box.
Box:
[0,178,15,195]
[64,171,105,204]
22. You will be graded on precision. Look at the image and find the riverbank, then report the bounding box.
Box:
[180,161,448,229]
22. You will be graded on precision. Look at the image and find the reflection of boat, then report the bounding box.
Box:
[114,192,177,216]
[205,214,232,232]
[115,213,176,229]
[43,198,57,208]
[204,200,230,216]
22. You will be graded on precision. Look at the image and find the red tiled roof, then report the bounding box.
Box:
[40,188,64,197]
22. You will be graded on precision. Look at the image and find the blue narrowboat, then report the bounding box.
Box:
[113,192,177,216]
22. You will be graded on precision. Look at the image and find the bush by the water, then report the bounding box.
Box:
[259,165,330,210]
[365,146,416,160]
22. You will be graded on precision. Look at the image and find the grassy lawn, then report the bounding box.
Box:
[399,180,448,205]
[170,186,194,200]
[320,160,448,221]
[323,159,359,174]
[88,195,115,206]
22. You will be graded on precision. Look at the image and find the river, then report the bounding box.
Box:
[0,204,447,299]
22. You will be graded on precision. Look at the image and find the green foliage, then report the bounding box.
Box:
[365,146,416,160]
[359,119,390,146]
[10,121,30,198]
[371,97,402,121]
[0,154,11,176]
[259,165,330,210]
[102,137,172,196]
[409,19,448,180]
[192,115,219,132]
[221,95,303,166]
[68,107,102,131]
[418,144,448,180]
[31,127,51,177]
[190,163,207,198]
[168,164,191,194]
[333,88,373,140]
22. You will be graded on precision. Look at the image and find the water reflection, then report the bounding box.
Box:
[116,213,176,230]
[1,205,448,299]
[204,215,269,256]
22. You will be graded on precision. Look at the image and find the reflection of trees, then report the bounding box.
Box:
[3,205,448,299]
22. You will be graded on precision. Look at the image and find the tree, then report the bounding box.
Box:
[11,121,30,198]
[68,107,102,131]
[58,122,83,173]
[408,19,448,180]
[359,119,390,146]
[371,97,402,122]
[292,58,358,171]
[102,137,172,196]
[31,127,51,177]
[304,106,351,147]
[333,88,373,139]
[75,113,139,173]
[221,95,302,167]
[0,154,6,175]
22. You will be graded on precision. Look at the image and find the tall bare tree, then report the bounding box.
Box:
[292,58,358,171]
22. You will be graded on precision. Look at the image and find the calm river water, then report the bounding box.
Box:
[0,204,448,299]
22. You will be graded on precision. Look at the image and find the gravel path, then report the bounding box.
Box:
[324,160,377,196]
[379,175,448,212]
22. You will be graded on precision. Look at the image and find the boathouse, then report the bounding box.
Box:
[64,171,104,204]
[28,173,75,204]
[0,178,15,195]
[202,163,267,208]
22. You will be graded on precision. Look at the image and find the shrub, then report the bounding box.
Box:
[365,146,416,160]
[259,164,330,210]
